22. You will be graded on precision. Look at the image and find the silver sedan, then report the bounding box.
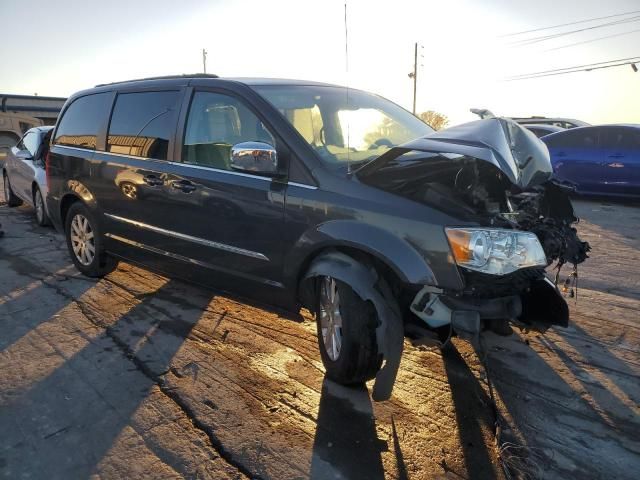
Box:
[2,126,54,226]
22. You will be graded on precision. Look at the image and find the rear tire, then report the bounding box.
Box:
[3,173,22,207]
[316,276,382,385]
[33,187,50,226]
[64,202,116,277]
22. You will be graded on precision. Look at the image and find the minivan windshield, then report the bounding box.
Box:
[253,85,433,168]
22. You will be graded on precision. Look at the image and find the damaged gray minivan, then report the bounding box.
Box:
[46,76,589,401]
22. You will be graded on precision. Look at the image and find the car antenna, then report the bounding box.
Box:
[344,0,352,177]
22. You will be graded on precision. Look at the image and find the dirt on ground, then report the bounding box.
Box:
[0,193,638,480]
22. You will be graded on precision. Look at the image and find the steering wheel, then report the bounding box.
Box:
[368,138,393,149]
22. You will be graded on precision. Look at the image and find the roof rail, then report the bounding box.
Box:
[95,73,219,87]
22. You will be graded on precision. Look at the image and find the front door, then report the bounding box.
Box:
[550,127,603,193]
[165,89,286,287]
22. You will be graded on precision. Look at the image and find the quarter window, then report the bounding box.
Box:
[107,91,180,160]
[182,91,275,170]
[53,93,111,149]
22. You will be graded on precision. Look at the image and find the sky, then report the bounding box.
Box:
[1,0,639,126]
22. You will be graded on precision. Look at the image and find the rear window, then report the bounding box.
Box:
[54,93,111,149]
[107,91,180,160]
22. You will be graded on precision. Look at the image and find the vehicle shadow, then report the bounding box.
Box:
[0,278,213,479]
[309,378,387,480]
[549,324,639,433]
[442,344,501,480]
[0,245,96,352]
[480,328,639,480]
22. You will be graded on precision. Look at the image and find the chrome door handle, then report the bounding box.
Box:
[170,180,196,193]
[142,175,163,186]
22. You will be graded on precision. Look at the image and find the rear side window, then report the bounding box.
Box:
[54,93,111,149]
[545,129,597,149]
[601,127,640,149]
[107,91,180,160]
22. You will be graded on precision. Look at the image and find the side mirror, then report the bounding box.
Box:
[16,150,33,161]
[230,142,278,176]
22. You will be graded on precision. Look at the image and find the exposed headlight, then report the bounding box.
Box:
[445,228,547,275]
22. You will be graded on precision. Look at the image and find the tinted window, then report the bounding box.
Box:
[182,91,275,170]
[107,91,180,160]
[54,93,111,149]
[601,127,640,150]
[545,129,597,149]
[527,127,545,138]
[18,132,39,156]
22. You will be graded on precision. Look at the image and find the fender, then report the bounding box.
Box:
[286,220,437,288]
[301,251,404,401]
[55,181,98,231]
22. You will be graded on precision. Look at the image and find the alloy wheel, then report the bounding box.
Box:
[319,276,343,361]
[70,214,95,266]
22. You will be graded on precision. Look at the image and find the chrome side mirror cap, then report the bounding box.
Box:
[230,142,278,176]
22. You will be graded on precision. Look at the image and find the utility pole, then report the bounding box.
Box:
[202,48,208,74]
[408,42,418,114]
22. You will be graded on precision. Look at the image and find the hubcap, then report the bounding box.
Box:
[70,214,95,266]
[319,276,343,361]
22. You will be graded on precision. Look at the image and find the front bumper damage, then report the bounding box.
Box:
[409,274,568,342]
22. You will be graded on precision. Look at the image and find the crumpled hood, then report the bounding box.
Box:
[356,117,553,189]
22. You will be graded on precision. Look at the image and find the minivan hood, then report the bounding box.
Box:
[356,118,553,189]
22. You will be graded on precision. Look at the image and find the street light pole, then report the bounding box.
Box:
[202,48,208,74]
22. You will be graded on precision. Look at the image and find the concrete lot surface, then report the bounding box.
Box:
[1,192,638,480]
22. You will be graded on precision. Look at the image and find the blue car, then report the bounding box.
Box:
[542,124,640,197]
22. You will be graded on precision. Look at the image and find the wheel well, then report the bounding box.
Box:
[60,194,81,227]
[296,245,408,310]
[31,182,39,199]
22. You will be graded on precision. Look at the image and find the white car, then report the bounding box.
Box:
[2,126,54,226]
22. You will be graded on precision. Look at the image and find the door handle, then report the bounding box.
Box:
[170,180,196,193]
[142,175,163,186]
[608,153,623,159]
[557,152,567,157]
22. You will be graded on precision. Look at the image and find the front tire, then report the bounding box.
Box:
[34,187,50,226]
[3,173,22,207]
[65,202,116,277]
[316,276,382,385]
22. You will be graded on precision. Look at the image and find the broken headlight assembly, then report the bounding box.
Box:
[445,227,547,275]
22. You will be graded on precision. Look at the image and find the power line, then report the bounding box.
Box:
[545,27,640,52]
[502,9,640,37]
[506,56,640,81]
[509,15,640,46]
[508,55,640,78]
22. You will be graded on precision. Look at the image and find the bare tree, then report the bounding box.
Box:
[419,110,449,130]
